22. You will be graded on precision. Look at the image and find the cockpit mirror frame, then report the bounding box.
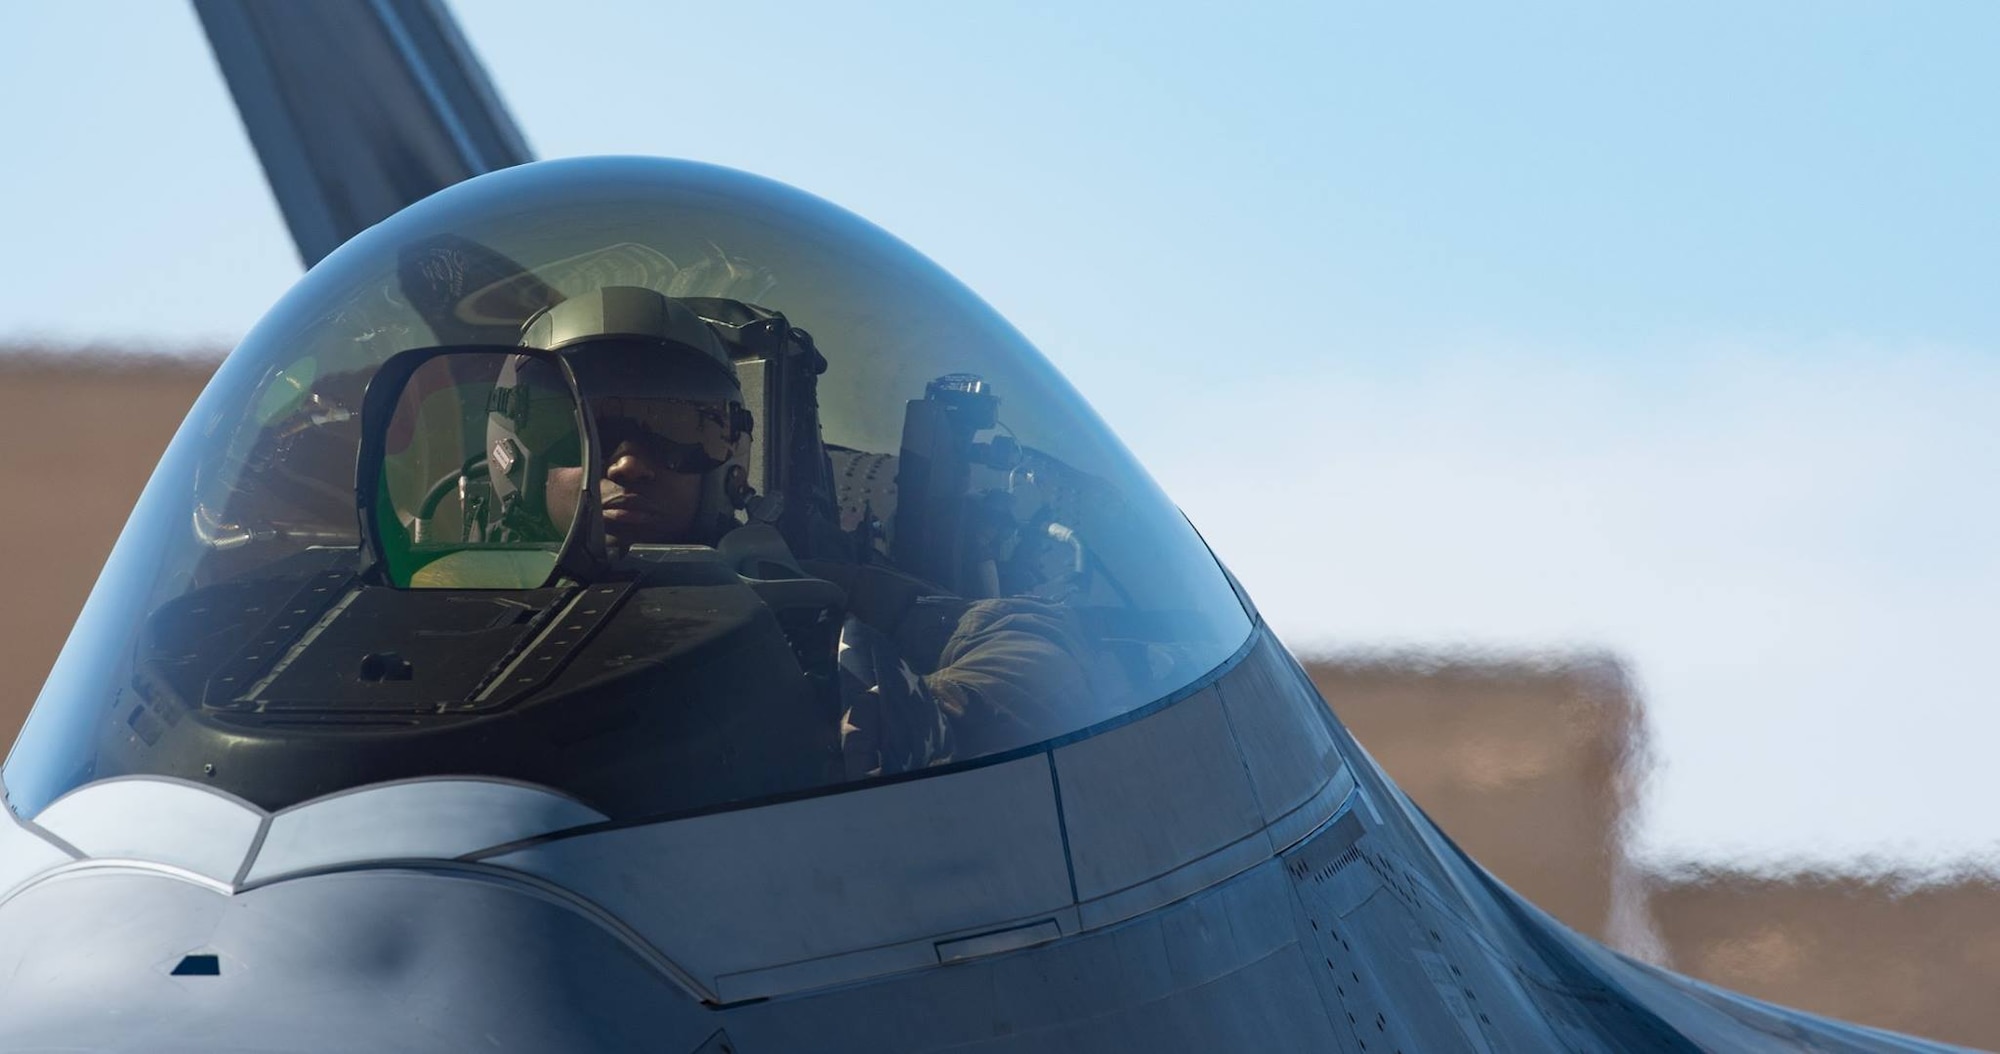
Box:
[355,345,606,589]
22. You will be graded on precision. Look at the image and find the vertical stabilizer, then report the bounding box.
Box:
[192,0,533,267]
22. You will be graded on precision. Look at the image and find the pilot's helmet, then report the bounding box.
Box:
[516,286,753,545]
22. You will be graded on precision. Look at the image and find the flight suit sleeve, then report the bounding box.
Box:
[924,598,1096,758]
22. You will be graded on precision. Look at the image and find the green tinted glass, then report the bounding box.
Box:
[372,352,584,589]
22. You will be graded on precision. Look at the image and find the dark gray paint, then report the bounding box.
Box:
[1054,686,1264,901]
[245,779,605,884]
[489,754,1075,1001]
[1215,635,1345,823]
[0,626,1974,1051]
[0,867,717,1053]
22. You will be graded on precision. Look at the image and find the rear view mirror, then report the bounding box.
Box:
[356,347,596,589]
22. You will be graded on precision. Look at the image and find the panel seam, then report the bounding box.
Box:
[1209,645,1274,821]
[1046,750,1080,905]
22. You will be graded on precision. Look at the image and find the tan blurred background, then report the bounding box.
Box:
[3,348,1995,1050]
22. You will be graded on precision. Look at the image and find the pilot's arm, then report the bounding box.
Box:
[925,598,1092,756]
[834,597,1093,777]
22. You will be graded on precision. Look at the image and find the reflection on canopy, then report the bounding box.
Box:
[4,157,1251,822]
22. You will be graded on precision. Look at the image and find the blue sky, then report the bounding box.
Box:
[5,1,2000,872]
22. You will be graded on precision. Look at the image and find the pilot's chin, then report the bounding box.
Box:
[601,508,658,545]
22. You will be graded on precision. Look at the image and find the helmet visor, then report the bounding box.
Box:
[592,395,738,474]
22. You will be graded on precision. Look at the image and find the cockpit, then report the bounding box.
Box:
[3,158,1253,823]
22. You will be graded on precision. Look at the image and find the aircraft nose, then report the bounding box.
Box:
[0,866,716,1053]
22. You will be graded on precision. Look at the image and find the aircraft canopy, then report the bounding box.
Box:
[4,157,1252,822]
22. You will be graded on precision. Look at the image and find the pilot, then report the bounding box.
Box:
[524,287,1093,778]
[526,287,751,549]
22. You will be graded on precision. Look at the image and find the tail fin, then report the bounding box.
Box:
[192,0,533,267]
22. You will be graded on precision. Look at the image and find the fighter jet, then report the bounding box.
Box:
[0,3,1969,1051]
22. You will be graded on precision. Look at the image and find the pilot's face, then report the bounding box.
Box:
[594,433,705,544]
[546,418,706,546]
